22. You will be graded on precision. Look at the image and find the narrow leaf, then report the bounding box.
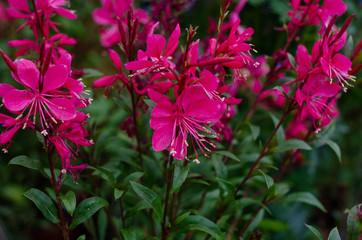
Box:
[281,192,326,212]
[121,229,136,240]
[269,113,285,144]
[275,139,312,153]
[328,227,341,240]
[347,211,359,240]
[60,191,76,216]
[172,165,190,194]
[305,223,323,240]
[129,181,162,218]
[23,188,59,224]
[114,188,125,201]
[214,151,241,162]
[287,53,296,70]
[256,170,274,188]
[324,139,342,163]
[70,197,109,229]
[9,156,48,178]
[171,215,224,240]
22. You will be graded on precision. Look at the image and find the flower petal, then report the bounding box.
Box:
[46,98,76,121]
[15,59,40,92]
[0,84,16,98]
[3,89,33,112]
[164,24,180,58]
[42,64,68,92]
[198,70,219,92]
[152,123,174,151]
[146,34,166,58]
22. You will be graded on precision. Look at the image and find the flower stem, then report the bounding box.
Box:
[162,157,174,240]
[46,146,69,240]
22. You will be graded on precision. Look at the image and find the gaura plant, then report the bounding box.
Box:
[0,0,361,239]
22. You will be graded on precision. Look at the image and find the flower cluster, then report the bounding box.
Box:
[93,0,256,162]
[0,0,92,180]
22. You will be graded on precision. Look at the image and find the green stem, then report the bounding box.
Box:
[162,157,174,240]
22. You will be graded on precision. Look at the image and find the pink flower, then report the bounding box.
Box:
[150,86,226,160]
[125,24,180,74]
[1,57,76,133]
[93,49,129,96]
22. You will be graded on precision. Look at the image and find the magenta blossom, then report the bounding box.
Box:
[125,24,180,74]
[150,86,226,161]
[1,57,76,134]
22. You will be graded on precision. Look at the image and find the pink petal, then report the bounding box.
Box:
[42,64,68,92]
[64,77,84,94]
[3,89,33,112]
[92,8,113,25]
[0,84,16,97]
[151,101,175,118]
[46,98,76,121]
[181,86,225,123]
[224,97,242,105]
[92,75,117,88]
[198,70,219,92]
[295,88,304,107]
[146,34,166,58]
[108,49,123,71]
[147,88,171,103]
[57,53,72,75]
[296,45,311,67]
[169,134,186,160]
[152,124,174,151]
[54,7,77,19]
[0,125,21,146]
[323,0,347,16]
[332,54,352,73]
[151,80,175,93]
[8,0,30,13]
[15,59,40,92]
[164,24,180,58]
[124,60,155,71]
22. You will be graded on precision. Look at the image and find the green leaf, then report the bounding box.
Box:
[174,212,191,225]
[9,156,48,178]
[70,197,109,229]
[274,139,312,153]
[347,210,359,240]
[324,139,341,163]
[243,209,265,238]
[122,172,144,189]
[23,188,59,224]
[217,178,235,200]
[98,209,107,240]
[248,123,260,140]
[114,188,125,201]
[77,235,86,240]
[287,53,296,70]
[305,223,323,240]
[88,166,116,186]
[121,229,137,240]
[60,191,76,216]
[344,35,354,58]
[129,181,162,219]
[214,151,241,162]
[171,215,224,240]
[328,227,341,240]
[255,170,274,188]
[83,68,103,79]
[144,99,157,110]
[172,165,190,194]
[259,219,289,231]
[269,113,285,144]
[280,192,326,212]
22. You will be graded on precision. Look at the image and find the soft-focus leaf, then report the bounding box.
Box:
[23,188,59,224]
[305,223,323,240]
[114,188,125,201]
[83,68,103,79]
[9,155,48,178]
[248,123,260,140]
[88,166,116,186]
[77,235,86,240]
[171,215,224,240]
[274,139,312,153]
[98,209,107,240]
[214,151,241,162]
[129,181,162,219]
[144,99,157,109]
[287,52,296,70]
[255,170,274,188]
[70,197,109,229]
[269,113,285,144]
[122,172,144,189]
[347,209,359,240]
[280,192,326,212]
[172,165,189,193]
[328,227,341,240]
[121,229,137,240]
[174,211,191,225]
[60,191,76,216]
[324,138,342,163]
[217,178,235,200]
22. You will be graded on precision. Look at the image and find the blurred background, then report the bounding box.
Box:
[0,0,361,239]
